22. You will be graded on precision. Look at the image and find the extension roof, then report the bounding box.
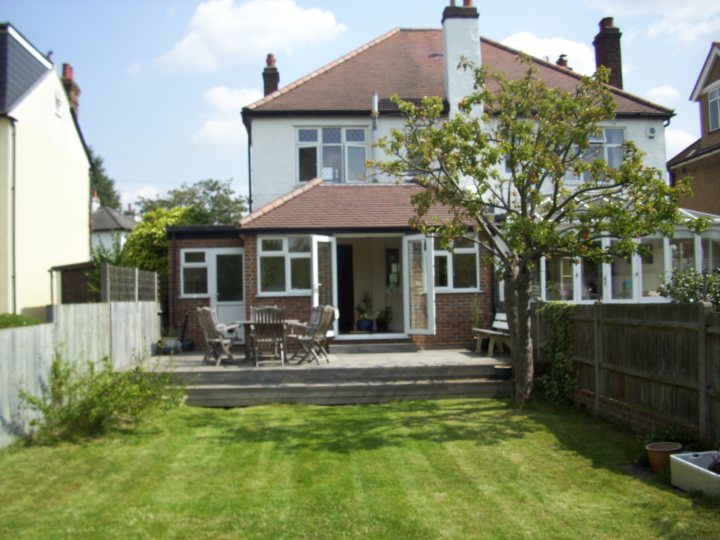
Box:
[239,179,457,232]
[243,28,672,120]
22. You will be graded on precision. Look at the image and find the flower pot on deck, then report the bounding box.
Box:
[645,441,683,473]
[493,364,513,380]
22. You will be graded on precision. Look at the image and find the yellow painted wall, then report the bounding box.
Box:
[5,71,90,318]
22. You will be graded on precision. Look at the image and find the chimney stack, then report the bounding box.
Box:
[263,54,279,96]
[442,0,480,116]
[593,17,623,89]
[61,63,81,115]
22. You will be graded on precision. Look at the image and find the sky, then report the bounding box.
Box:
[3,0,719,210]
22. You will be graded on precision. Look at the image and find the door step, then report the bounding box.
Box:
[330,341,418,354]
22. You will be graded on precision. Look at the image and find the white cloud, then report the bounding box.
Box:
[128,62,142,76]
[585,0,720,45]
[665,128,697,160]
[645,85,680,105]
[501,32,596,75]
[193,86,263,150]
[159,0,346,72]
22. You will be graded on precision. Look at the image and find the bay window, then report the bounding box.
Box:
[258,237,311,294]
[297,127,368,183]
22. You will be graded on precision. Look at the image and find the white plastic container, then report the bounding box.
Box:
[670,451,720,497]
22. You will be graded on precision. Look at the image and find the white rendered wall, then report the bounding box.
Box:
[250,114,667,210]
[0,119,13,314]
[8,71,90,318]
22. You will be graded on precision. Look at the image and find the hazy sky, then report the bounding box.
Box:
[4,0,718,209]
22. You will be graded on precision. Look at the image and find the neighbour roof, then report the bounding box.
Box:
[239,179,457,232]
[0,23,52,114]
[667,138,720,169]
[92,206,137,233]
[244,29,671,118]
[690,42,720,101]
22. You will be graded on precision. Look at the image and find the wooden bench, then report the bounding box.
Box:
[473,313,512,356]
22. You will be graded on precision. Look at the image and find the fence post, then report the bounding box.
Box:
[593,303,601,414]
[100,263,110,302]
[698,303,709,444]
[134,268,139,303]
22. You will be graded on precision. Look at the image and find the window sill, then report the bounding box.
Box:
[435,288,482,294]
[256,291,312,298]
[180,294,210,300]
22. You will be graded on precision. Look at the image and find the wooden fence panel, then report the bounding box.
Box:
[707,311,720,447]
[0,301,160,448]
[55,303,111,363]
[0,324,53,448]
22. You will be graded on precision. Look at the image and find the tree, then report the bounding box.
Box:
[136,179,246,225]
[375,59,701,403]
[122,207,197,278]
[88,146,121,210]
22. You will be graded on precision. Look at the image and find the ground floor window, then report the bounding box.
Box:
[258,236,311,294]
[433,237,479,292]
[181,250,208,296]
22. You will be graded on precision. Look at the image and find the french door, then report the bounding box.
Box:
[403,235,435,335]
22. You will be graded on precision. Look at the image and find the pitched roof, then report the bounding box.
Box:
[690,42,720,101]
[92,206,137,233]
[244,29,671,118]
[0,23,53,114]
[667,137,720,169]
[240,180,456,231]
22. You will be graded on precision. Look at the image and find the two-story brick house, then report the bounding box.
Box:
[169,2,716,349]
[668,42,720,217]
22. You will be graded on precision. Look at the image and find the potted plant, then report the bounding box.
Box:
[355,292,374,332]
[160,328,182,354]
[375,306,393,332]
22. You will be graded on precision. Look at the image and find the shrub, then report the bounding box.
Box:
[20,355,185,444]
[659,268,720,309]
[0,313,43,329]
[535,302,577,404]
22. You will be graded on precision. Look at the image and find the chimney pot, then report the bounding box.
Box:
[463,0,473,6]
[61,63,81,115]
[262,53,280,96]
[593,17,623,89]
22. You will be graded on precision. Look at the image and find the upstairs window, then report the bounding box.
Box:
[297,127,367,183]
[582,127,624,181]
[709,88,720,132]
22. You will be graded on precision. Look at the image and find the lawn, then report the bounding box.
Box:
[0,399,717,539]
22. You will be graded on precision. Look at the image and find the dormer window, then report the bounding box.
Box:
[296,127,367,183]
[709,88,720,132]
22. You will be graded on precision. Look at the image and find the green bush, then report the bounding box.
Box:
[0,313,43,329]
[659,268,720,309]
[20,355,185,444]
[535,302,577,404]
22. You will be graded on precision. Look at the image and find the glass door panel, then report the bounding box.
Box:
[403,235,435,335]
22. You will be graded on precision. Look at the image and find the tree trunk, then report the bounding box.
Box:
[503,268,534,403]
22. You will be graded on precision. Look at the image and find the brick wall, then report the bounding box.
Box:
[168,236,243,345]
[674,152,720,215]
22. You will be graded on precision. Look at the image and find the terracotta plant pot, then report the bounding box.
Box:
[646,441,683,473]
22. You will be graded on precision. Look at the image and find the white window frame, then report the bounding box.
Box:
[295,127,369,184]
[433,238,481,293]
[257,236,312,297]
[180,249,209,298]
[709,87,720,132]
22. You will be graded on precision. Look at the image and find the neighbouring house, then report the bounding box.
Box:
[168,2,720,348]
[668,42,720,217]
[91,192,136,251]
[0,24,91,320]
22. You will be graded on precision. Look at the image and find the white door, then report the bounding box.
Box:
[403,234,435,335]
[210,249,245,335]
[311,235,338,334]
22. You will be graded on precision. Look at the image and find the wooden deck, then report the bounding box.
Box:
[151,348,514,407]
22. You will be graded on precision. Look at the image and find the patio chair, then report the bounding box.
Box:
[249,306,286,367]
[288,305,336,364]
[196,307,240,366]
